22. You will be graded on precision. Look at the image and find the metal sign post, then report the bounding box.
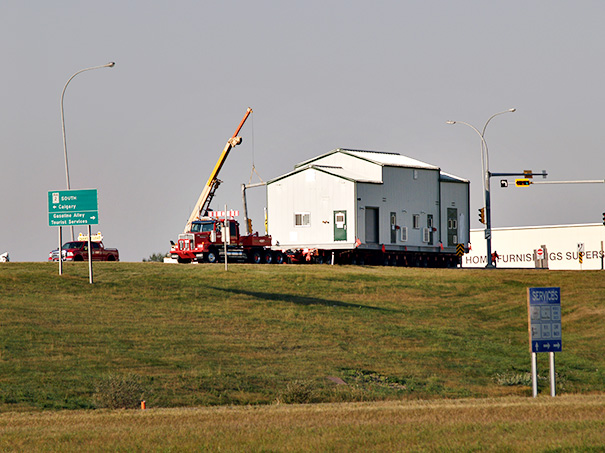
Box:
[87,225,93,284]
[208,208,240,271]
[224,205,229,271]
[528,287,562,397]
[58,227,63,276]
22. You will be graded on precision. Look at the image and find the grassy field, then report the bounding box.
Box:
[1,395,604,451]
[0,262,604,449]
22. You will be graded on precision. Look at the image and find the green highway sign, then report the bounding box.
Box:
[48,189,98,226]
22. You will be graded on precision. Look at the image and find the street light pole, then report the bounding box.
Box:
[60,62,115,240]
[447,108,516,268]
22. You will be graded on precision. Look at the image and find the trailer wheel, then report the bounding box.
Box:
[273,251,284,264]
[206,249,219,264]
[263,251,273,264]
[250,249,262,264]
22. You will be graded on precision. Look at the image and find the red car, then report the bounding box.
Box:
[48,241,119,262]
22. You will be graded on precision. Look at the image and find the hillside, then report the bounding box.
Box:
[0,263,603,411]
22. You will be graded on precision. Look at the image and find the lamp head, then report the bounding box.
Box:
[107,62,116,68]
[508,108,516,112]
[446,121,456,125]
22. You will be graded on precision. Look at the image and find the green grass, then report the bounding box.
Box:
[1,263,604,412]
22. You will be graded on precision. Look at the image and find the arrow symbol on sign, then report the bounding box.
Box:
[91,216,96,220]
[544,343,551,349]
[535,342,539,350]
[554,342,560,348]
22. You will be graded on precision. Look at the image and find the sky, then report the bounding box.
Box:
[2,1,605,262]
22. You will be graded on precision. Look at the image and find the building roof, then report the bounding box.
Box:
[295,148,441,171]
[269,148,468,185]
[267,164,383,185]
[440,172,470,183]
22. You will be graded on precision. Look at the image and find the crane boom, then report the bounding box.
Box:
[184,107,253,233]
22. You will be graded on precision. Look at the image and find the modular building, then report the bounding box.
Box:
[266,148,470,265]
[464,223,605,270]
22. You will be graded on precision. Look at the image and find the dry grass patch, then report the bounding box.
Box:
[0,395,603,451]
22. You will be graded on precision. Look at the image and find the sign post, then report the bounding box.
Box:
[528,287,562,397]
[208,208,239,271]
[48,189,98,283]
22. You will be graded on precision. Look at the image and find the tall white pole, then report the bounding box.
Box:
[87,225,93,284]
[446,109,515,268]
[224,204,228,271]
[61,62,115,241]
[549,352,556,397]
[531,352,538,398]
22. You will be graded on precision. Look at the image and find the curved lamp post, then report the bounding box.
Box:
[60,62,115,240]
[447,108,516,268]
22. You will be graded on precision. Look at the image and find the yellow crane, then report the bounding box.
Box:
[183,107,253,233]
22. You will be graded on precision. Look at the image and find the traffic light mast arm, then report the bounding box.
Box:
[531,179,605,185]
[491,171,548,178]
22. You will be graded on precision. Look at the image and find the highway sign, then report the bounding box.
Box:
[528,287,562,353]
[48,189,98,226]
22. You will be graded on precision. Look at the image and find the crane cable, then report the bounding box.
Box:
[247,112,265,185]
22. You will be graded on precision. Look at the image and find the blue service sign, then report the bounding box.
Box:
[528,287,562,353]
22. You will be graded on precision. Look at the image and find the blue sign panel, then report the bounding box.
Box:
[528,287,562,353]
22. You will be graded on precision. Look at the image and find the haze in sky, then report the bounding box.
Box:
[2,1,604,261]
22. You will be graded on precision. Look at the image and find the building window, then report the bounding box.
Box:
[400,226,408,242]
[412,214,420,229]
[295,212,310,227]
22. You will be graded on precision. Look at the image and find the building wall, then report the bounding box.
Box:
[464,224,605,270]
[439,180,470,251]
[356,166,441,249]
[267,168,355,248]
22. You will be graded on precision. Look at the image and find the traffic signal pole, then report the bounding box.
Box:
[447,108,516,269]
[485,173,494,268]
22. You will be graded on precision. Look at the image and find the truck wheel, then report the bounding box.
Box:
[250,249,262,264]
[107,255,116,262]
[74,255,83,262]
[263,251,273,264]
[206,249,219,264]
[273,251,284,264]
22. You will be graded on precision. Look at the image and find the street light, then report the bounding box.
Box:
[447,108,516,268]
[60,62,115,240]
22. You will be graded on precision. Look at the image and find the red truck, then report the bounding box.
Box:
[48,240,119,262]
[170,107,280,265]
[170,219,280,264]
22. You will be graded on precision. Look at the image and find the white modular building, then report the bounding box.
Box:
[464,223,605,270]
[266,149,470,265]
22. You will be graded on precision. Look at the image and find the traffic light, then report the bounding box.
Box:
[602,212,605,226]
[515,178,531,187]
[478,207,485,224]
